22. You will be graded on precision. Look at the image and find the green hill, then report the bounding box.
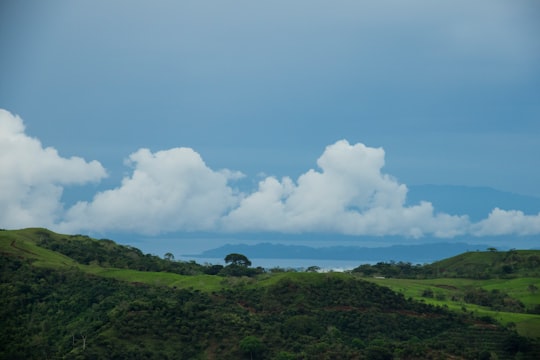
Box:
[0,228,226,291]
[1,228,539,359]
[351,248,540,339]
[430,249,540,278]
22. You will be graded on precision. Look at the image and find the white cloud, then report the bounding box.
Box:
[222,140,470,237]
[0,109,106,229]
[219,168,246,181]
[2,109,540,239]
[59,147,239,235]
[472,208,540,236]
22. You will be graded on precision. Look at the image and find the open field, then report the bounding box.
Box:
[84,266,226,291]
[364,276,540,338]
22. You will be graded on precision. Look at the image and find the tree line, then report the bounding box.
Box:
[351,250,540,279]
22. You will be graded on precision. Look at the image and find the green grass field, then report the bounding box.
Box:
[363,276,540,338]
[85,266,226,291]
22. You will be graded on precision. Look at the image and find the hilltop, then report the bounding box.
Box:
[431,249,540,278]
[1,228,539,359]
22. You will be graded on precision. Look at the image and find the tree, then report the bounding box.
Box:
[224,253,251,267]
[164,252,175,261]
[239,336,263,360]
[204,264,224,275]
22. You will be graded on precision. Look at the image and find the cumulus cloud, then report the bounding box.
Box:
[0,109,106,229]
[222,140,469,237]
[472,208,540,236]
[2,109,540,239]
[58,147,239,235]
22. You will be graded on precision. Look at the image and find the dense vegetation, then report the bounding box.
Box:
[35,230,209,274]
[352,249,540,280]
[1,228,539,359]
[34,230,264,277]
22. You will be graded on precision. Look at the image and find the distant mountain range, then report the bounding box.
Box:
[407,185,540,221]
[188,242,497,264]
[183,186,540,263]
[115,185,540,264]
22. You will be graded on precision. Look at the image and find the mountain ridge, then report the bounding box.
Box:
[189,241,508,263]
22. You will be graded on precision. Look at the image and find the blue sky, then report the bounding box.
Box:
[1,1,540,251]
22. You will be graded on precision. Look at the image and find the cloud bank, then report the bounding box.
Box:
[60,147,239,234]
[1,109,539,239]
[472,208,540,236]
[0,110,106,229]
[222,141,468,238]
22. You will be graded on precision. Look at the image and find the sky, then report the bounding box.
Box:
[1,1,540,252]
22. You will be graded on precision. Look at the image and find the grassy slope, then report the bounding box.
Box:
[85,266,224,291]
[432,249,540,273]
[0,228,79,268]
[0,229,224,292]
[357,249,540,337]
[2,228,539,338]
[364,276,540,338]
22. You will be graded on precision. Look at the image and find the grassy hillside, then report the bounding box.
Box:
[431,249,540,278]
[351,249,540,339]
[0,228,226,291]
[1,228,539,359]
[0,228,80,268]
[364,276,540,338]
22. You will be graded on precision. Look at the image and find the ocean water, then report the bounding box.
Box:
[179,256,377,272]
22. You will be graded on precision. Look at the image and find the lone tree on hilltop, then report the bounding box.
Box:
[224,253,251,267]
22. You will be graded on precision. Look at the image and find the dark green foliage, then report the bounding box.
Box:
[0,255,213,359]
[2,230,540,359]
[204,264,224,275]
[220,264,262,277]
[239,336,264,359]
[352,260,427,278]
[365,345,393,360]
[274,351,296,360]
[2,253,539,359]
[224,253,252,267]
[352,249,540,279]
[35,230,207,275]
[219,253,266,277]
[463,288,525,312]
